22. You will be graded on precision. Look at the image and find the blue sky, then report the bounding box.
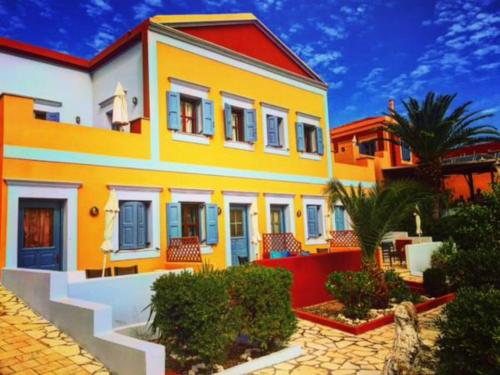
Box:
[0,0,499,128]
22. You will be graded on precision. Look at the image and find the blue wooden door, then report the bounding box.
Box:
[230,205,249,266]
[18,199,63,270]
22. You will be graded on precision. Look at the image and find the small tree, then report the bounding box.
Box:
[324,178,429,263]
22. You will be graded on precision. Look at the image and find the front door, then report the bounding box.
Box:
[18,199,63,270]
[270,205,287,234]
[230,204,249,266]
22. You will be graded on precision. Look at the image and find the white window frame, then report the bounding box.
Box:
[5,180,79,271]
[222,191,259,266]
[170,78,211,145]
[170,188,214,255]
[111,187,161,261]
[222,93,255,152]
[297,112,322,161]
[264,194,295,234]
[302,195,327,245]
[261,103,289,156]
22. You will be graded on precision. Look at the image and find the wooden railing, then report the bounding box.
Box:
[262,233,302,259]
[167,236,202,263]
[328,230,360,249]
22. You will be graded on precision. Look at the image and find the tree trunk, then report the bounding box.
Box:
[416,161,443,219]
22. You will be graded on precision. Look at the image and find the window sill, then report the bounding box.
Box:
[265,147,290,156]
[299,152,322,161]
[172,132,210,145]
[224,141,254,151]
[201,245,213,255]
[110,247,160,261]
[305,237,327,246]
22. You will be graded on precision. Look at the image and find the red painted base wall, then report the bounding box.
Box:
[255,250,362,308]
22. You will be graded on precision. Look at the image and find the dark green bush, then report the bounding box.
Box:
[226,265,296,351]
[149,271,237,369]
[423,268,448,297]
[385,269,420,303]
[326,271,375,319]
[430,240,456,271]
[437,287,500,375]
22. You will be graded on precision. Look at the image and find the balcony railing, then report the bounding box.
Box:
[262,233,302,259]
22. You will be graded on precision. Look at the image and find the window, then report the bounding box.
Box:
[167,202,219,245]
[306,204,322,238]
[180,96,201,134]
[119,201,150,250]
[230,209,245,237]
[401,142,411,162]
[231,107,245,142]
[304,125,317,153]
[296,122,324,156]
[334,206,346,231]
[270,205,287,233]
[34,110,60,122]
[266,115,285,147]
[359,140,377,156]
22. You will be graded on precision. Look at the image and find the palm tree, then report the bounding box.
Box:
[324,178,429,263]
[385,92,499,191]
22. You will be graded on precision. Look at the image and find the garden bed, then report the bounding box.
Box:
[295,293,455,335]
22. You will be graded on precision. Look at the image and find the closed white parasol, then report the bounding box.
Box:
[100,189,120,277]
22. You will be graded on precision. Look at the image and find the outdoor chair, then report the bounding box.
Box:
[237,256,249,265]
[114,265,139,276]
[395,239,412,266]
[85,268,111,279]
[381,241,396,266]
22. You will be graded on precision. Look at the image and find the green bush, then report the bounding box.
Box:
[149,271,237,369]
[326,271,375,319]
[423,268,448,297]
[437,287,500,375]
[430,240,456,271]
[385,269,420,303]
[226,265,296,351]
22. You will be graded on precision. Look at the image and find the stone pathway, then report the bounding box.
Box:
[0,284,109,375]
[253,306,442,375]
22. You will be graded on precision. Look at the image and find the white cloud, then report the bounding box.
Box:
[331,66,348,74]
[317,23,347,40]
[358,67,384,90]
[330,81,343,89]
[477,62,500,70]
[203,0,236,7]
[86,23,116,52]
[306,51,342,68]
[83,0,112,17]
[410,64,431,78]
[474,45,500,57]
[256,0,284,12]
[132,0,164,20]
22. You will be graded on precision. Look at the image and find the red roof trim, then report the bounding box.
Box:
[0,19,150,72]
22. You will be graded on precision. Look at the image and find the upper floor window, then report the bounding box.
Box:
[359,140,377,156]
[296,122,324,155]
[401,142,411,162]
[230,106,245,142]
[262,104,289,155]
[266,115,285,147]
[167,202,218,245]
[34,110,60,122]
[306,204,322,238]
[224,103,256,143]
[180,96,202,134]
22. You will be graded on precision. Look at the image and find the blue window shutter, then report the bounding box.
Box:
[267,115,279,146]
[224,103,233,140]
[167,203,181,242]
[167,92,181,130]
[401,142,411,161]
[244,109,257,142]
[136,202,147,248]
[202,99,214,136]
[306,205,319,238]
[47,112,60,122]
[120,202,138,250]
[316,127,324,155]
[296,122,305,152]
[334,206,346,231]
[205,204,218,245]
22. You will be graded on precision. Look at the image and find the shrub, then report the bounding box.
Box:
[225,265,296,352]
[437,287,500,375]
[430,240,456,271]
[326,271,375,319]
[384,269,419,303]
[149,271,237,369]
[423,268,448,297]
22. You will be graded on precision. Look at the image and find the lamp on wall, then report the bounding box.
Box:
[75,116,81,124]
[132,97,138,106]
[296,209,302,218]
[89,206,99,217]
[217,207,222,216]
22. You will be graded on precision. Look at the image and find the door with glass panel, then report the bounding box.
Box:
[18,199,63,270]
[270,205,287,233]
[230,204,249,265]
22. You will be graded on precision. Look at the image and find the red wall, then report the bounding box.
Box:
[255,250,362,308]
[177,24,315,79]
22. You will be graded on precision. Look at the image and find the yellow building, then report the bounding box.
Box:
[0,14,335,273]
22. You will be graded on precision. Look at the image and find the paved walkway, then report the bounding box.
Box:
[254,306,442,375]
[0,284,109,375]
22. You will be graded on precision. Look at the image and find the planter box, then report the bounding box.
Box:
[295,293,455,335]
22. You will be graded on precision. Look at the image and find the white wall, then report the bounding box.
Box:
[91,42,143,129]
[0,51,93,124]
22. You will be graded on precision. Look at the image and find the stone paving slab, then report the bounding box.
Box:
[253,306,443,374]
[0,284,110,375]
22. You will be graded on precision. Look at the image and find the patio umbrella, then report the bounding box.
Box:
[250,206,261,257]
[100,189,120,277]
[112,82,129,131]
[414,205,423,236]
[325,212,333,240]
